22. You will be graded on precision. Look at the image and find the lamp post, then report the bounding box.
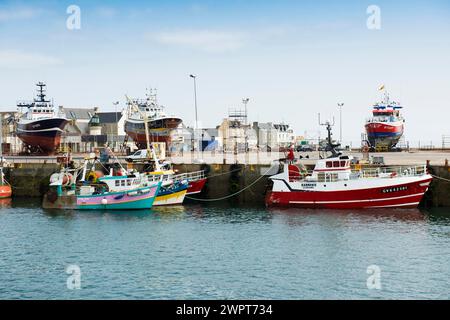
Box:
[242,98,250,158]
[338,103,344,144]
[190,74,198,152]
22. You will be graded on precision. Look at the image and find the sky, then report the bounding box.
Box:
[0,0,449,146]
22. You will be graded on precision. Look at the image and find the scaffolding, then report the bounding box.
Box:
[442,135,450,150]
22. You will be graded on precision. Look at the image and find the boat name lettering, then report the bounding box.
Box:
[301,183,316,189]
[381,186,408,193]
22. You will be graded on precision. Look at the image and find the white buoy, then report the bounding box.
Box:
[101,198,108,205]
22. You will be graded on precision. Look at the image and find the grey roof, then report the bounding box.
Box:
[98,112,122,124]
[63,108,96,120]
[203,128,218,137]
[255,122,274,130]
[274,123,290,131]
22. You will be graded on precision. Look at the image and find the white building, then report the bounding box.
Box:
[274,123,295,148]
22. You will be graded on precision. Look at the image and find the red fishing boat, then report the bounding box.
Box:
[365,87,404,150]
[265,122,432,209]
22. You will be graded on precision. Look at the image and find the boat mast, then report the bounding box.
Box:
[125,95,162,170]
[318,114,341,158]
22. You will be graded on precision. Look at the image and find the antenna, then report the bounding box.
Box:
[318,113,340,158]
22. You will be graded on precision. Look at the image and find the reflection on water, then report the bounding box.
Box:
[0,197,449,299]
[0,198,12,208]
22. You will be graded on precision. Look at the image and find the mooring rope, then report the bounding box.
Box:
[430,174,450,183]
[185,165,277,202]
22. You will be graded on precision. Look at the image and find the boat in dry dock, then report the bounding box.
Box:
[16,82,69,154]
[124,89,182,148]
[265,122,432,209]
[365,87,405,151]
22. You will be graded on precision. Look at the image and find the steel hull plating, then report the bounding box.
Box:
[365,122,404,148]
[266,177,432,209]
[0,185,12,198]
[187,178,207,195]
[16,118,68,153]
[124,117,182,148]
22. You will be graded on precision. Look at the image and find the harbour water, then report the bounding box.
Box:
[0,198,449,300]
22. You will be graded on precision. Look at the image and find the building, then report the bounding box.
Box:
[274,123,295,148]
[218,118,252,152]
[59,107,96,153]
[252,122,279,151]
[201,128,220,151]
[0,111,22,154]
[169,124,194,154]
[97,111,126,136]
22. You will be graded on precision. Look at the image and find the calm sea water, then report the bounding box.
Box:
[0,198,449,300]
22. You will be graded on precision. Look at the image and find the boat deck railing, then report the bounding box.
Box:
[354,165,427,179]
[172,170,205,182]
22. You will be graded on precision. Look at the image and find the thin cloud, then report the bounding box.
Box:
[0,6,43,22]
[0,50,63,69]
[96,7,117,18]
[147,27,292,53]
[149,29,247,53]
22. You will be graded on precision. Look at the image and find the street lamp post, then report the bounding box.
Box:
[242,98,250,159]
[338,103,344,144]
[190,75,198,152]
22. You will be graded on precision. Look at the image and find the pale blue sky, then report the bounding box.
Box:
[1,0,449,145]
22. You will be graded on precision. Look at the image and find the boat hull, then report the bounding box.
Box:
[16,118,68,153]
[266,177,432,209]
[43,185,159,210]
[154,182,188,206]
[0,185,12,198]
[187,178,207,195]
[365,122,404,148]
[124,117,182,148]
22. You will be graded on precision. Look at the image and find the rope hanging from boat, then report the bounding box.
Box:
[185,165,277,202]
[430,174,450,183]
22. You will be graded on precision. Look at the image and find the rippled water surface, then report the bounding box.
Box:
[0,198,449,299]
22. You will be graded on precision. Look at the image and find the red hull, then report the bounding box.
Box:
[127,132,171,147]
[17,134,62,154]
[187,178,207,195]
[0,185,12,198]
[266,178,432,209]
